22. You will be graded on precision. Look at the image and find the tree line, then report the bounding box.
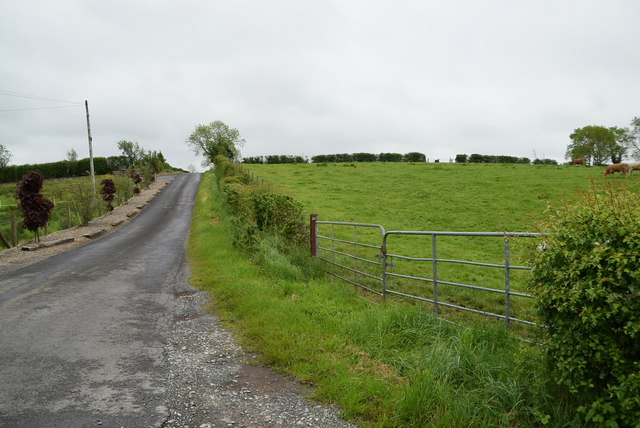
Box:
[242,152,428,164]
[0,140,177,184]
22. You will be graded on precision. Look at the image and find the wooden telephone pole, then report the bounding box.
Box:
[85,100,96,192]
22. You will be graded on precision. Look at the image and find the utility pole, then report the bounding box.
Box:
[85,100,96,192]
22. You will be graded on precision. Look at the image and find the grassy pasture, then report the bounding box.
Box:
[242,162,639,332]
[242,162,631,230]
[0,174,140,245]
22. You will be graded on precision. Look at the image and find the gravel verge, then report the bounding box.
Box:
[165,275,356,427]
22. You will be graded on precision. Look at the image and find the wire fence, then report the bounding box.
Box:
[0,202,78,249]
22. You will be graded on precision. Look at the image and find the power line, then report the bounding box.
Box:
[0,89,82,106]
[0,105,82,112]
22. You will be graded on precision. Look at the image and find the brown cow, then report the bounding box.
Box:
[572,158,587,166]
[603,163,630,177]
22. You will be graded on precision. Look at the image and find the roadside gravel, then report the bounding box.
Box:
[0,175,357,428]
[166,273,356,427]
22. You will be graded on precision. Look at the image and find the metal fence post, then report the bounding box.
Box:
[309,214,318,257]
[381,233,388,301]
[504,238,512,329]
[432,234,439,314]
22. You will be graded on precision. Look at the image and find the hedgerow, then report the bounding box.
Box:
[529,184,640,426]
[213,156,310,278]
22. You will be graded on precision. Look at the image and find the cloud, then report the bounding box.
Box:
[1,0,639,172]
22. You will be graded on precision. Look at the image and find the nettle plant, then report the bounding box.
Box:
[15,171,55,242]
[529,184,640,426]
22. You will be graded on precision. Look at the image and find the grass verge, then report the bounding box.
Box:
[188,170,580,427]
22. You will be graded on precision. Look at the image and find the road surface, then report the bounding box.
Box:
[0,173,200,426]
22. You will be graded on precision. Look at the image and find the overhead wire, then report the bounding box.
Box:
[0,89,82,105]
[0,105,82,112]
[0,89,83,112]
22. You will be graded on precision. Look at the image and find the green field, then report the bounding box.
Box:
[242,162,631,231]
[241,162,638,331]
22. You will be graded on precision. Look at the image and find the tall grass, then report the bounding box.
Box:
[188,170,581,427]
[0,174,143,244]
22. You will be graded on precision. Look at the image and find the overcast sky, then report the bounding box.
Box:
[1,1,638,171]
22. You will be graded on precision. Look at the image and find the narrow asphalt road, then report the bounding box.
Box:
[0,173,201,427]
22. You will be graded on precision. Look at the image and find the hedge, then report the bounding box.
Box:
[0,156,129,184]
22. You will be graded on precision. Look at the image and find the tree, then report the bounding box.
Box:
[626,116,640,160]
[186,120,245,165]
[455,154,468,163]
[566,126,626,165]
[117,140,146,168]
[15,171,54,241]
[0,144,12,167]
[100,178,117,211]
[403,152,426,162]
[66,148,78,162]
[130,171,143,194]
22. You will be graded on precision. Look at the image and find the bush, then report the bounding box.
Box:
[15,171,55,241]
[69,178,100,226]
[532,158,559,165]
[100,179,116,211]
[403,152,426,162]
[112,174,135,202]
[529,184,640,426]
[378,152,403,162]
[252,192,306,246]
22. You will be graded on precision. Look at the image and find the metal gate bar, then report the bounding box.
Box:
[309,215,545,329]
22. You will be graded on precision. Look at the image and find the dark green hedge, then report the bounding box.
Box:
[309,152,427,163]
[243,152,429,164]
[456,154,531,164]
[0,156,129,183]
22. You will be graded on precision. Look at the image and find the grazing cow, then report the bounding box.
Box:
[627,161,640,175]
[572,158,587,166]
[603,163,630,177]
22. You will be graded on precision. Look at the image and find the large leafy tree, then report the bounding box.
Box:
[117,140,147,168]
[186,120,245,165]
[626,116,640,160]
[565,125,626,165]
[0,144,12,167]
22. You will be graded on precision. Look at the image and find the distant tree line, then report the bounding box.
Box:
[243,155,307,164]
[455,154,531,164]
[454,154,557,165]
[242,152,428,164]
[0,157,126,184]
[244,152,562,165]
[0,151,176,184]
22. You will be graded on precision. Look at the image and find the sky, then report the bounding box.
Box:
[1,1,639,171]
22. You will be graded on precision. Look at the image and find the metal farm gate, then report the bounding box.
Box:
[310,214,545,330]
